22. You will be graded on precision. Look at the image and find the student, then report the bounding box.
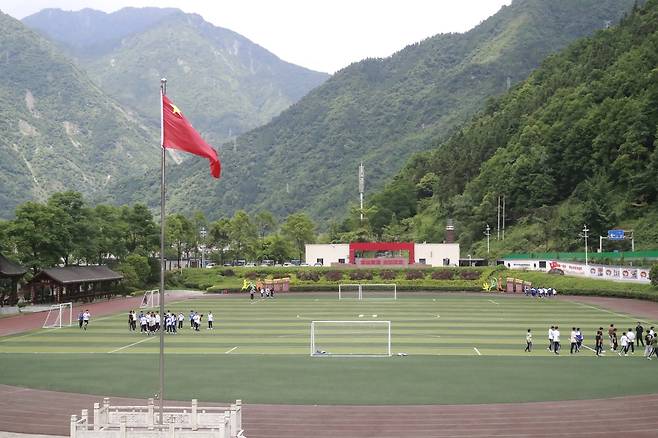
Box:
[612,328,619,352]
[155,312,161,331]
[128,311,133,331]
[525,329,532,352]
[147,313,156,335]
[178,312,184,329]
[636,322,645,348]
[608,324,616,351]
[140,313,148,334]
[207,311,214,330]
[82,310,90,331]
[570,327,578,354]
[548,326,554,351]
[250,288,255,300]
[595,330,603,357]
[649,335,658,360]
[576,327,585,352]
[620,332,629,356]
[78,311,84,329]
[645,332,653,357]
[553,326,560,355]
[626,329,635,354]
[189,310,196,329]
[193,313,201,331]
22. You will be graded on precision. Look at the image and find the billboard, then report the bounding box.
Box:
[608,229,625,240]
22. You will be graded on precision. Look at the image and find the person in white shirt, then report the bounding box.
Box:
[178,312,184,330]
[207,311,214,330]
[553,326,560,354]
[155,312,161,331]
[570,328,578,354]
[620,333,629,356]
[193,313,201,331]
[82,310,91,331]
[626,329,635,354]
[548,326,555,351]
[524,329,532,352]
[140,314,147,333]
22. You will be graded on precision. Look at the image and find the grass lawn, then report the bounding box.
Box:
[1,293,657,404]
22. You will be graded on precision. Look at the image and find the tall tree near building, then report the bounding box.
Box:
[281,213,316,262]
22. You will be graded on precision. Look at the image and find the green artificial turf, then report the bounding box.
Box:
[1,294,657,404]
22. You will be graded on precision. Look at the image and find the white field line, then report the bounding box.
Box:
[488,299,499,305]
[225,346,238,354]
[108,336,154,353]
[568,300,651,324]
[582,344,596,353]
[473,347,482,356]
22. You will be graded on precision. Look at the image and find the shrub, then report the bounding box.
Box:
[297,271,320,282]
[651,265,658,288]
[244,271,258,280]
[349,270,373,281]
[405,270,425,280]
[459,270,480,280]
[324,270,344,281]
[380,270,397,280]
[222,269,235,277]
[431,270,454,280]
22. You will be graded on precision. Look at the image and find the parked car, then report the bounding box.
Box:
[313,262,323,267]
[205,263,216,268]
[245,262,256,267]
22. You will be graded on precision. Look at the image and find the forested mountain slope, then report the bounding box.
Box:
[363,0,658,254]
[23,8,330,145]
[111,0,637,221]
[0,11,157,218]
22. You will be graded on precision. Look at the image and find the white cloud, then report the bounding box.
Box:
[2,0,512,73]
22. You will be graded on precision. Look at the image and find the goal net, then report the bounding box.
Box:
[310,320,391,357]
[42,302,73,328]
[140,290,160,308]
[338,283,397,300]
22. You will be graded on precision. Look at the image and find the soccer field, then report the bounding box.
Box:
[1,293,657,404]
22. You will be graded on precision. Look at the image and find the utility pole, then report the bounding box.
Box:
[484,224,491,255]
[502,195,506,240]
[580,225,590,266]
[358,162,365,223]
[497,196,501,240]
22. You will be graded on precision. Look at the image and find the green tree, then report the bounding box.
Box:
[122,204,157,254]
[259,234,292,264]
[254,210,277,239]
[92,204,128,264]
[228,210,258,261]
[47,191,95,265]
[281,212,316,261]
[165,214,194,267]
[209,218,231,265]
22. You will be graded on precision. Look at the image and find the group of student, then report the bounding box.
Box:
[128,309,214,334]
[524,286,557,298]
[524,322,658,358]
[77,310,91,330]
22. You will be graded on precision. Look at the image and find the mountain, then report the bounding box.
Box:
[363,0,658,254]
[0,11,158,218]
[106,0,638,223]
[23,8,330,145]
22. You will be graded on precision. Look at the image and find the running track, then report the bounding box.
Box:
[1,294,658,437]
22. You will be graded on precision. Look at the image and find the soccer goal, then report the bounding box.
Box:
[140,289,160,308]
[338,283,397,300]
[42,302,73,328]
[310,320,391,357]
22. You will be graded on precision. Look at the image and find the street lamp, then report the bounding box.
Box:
[484,224,491,255]
[199,226,207,268]
[580,225,590,266]
[467,254,472,266]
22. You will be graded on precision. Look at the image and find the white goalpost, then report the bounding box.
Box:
[310,320,392,357]
[140,289,160,308]
[42,302,73,329]
[338,283,397,300]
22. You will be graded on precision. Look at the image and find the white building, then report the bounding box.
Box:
[305,242,460,267]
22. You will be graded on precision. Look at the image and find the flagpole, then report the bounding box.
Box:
[159,77,167,425]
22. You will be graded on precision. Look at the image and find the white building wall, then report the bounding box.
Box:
[305,244,349,266]
[414,243,460,267]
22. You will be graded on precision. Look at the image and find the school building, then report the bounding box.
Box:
[304,242,460,267]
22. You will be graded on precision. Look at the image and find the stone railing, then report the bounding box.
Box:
[70,398,244,438]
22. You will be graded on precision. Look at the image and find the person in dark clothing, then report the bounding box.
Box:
[595,330,603,357]
[636,323,645,347]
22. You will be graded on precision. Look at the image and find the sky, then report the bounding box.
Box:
[1,0,512,73]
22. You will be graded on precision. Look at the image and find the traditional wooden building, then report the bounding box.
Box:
[0,254,27,306]
[27,266,123,304]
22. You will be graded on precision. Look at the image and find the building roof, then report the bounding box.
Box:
[33,266,123,285]
[0,254,27,277]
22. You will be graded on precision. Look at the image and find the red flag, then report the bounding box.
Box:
[162,94,221,178]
